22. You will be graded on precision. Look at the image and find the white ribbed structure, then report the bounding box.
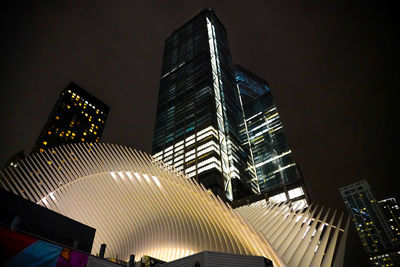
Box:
[235,201,350,267]
[0,143,347,266]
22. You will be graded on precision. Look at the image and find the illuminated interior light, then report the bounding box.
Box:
[272,163,296,174]
[254,150,292,168]
[185,154,195,162]
[186,139,195,146]
[288,187,305,199]
[175,140,184,147]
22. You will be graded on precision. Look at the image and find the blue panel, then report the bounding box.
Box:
[4,240,62,267]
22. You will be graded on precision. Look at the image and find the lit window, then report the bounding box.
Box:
[288,187,304,199]
[83,132,87,136]
[39,148,44,152]
[67,105,70,109]
[43,141,47,145]
[269,192,287,203]
[55,116,59,120]
[47,131,51,135]
[81,138,85,142]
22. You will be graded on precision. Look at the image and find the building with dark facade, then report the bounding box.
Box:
[236,65,309,207]
[151,9,253,201]
[2,150,25,170]
[340,180,400,266]
[31,82,109,154]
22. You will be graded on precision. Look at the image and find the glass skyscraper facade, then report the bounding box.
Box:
[32,82,109,154]
[340,180,400,265]
[152,9,253,201]
[236,65,309,205]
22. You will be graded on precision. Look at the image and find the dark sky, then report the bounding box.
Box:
[1,1,398,265]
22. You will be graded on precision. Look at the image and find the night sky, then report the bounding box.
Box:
[1,1,398,266]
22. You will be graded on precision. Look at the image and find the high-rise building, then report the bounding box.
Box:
[152,9,253,201]
[236,65,309,206]
[339,180,400,265]
[31,82,109,154]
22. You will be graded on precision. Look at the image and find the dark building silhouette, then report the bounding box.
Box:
[236,65,310,206]
[152,9,253,201]
[31,82,109,154]
[2,150,25,170]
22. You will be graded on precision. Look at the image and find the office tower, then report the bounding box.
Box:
[340,180,400,265]
[236,65,309,206]
[152,9,253,201]
[379,198,400,243]
[32,82,109,154]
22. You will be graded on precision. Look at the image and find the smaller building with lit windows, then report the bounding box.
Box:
[340,180,400,266]
[31,82,109,154]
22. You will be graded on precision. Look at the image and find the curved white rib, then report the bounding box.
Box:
[0,143,284,265]
[0,143,348,266]
[235,200,349,266]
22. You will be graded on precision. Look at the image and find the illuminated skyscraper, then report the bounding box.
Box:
[32,82,109,154]
[236,65,309,206]
[340,180,400,265]
[152,9,253,201]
